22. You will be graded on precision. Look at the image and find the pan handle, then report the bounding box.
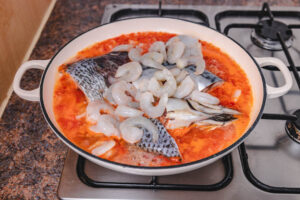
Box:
[13,59,50,101]
[255,57,293,99]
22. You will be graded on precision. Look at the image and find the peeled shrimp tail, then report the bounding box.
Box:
[140,92,168,118]
[120,116,159,144]
[148,68,177,97]
[111,81,136,106]
[115,61,142,82]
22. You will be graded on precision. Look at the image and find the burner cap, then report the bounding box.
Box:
[251,19,293,50]
[285,110,300,144]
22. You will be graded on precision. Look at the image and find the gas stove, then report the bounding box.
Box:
[58,3,300,199]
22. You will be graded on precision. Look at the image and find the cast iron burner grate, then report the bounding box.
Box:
[76,154,233,191]
[286,109,300,144]
[216,2,300,193]
[251,19,293,50]
[216,3,300,51]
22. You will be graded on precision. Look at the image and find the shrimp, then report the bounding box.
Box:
[188,56,206,75]
[142,52,164,64]
[148,69,177,97]
[112,44,133,52]
[140,92,168,118]
[170,67,181,77]
[149,41,167,61]
[128,47,142,61]
[103,85,115,104]
[140,57,164,70]
[86,100,114,123]
[111,81,136,105]
[167,40,185,64]
[115,61,142,82]
[166,35,206,74]
[174,76,195,98]
[175,70,188,83]
[90,140,116,156]
[89,114,120,137]
[115,105,144,118]
[119,116,158,144]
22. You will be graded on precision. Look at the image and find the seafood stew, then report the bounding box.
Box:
[53,32,253,167]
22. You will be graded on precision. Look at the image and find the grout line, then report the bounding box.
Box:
[0,0,57,119]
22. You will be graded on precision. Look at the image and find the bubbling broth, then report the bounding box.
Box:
[53,32,253,166]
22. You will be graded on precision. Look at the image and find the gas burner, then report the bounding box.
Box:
[251,19,293,50]
[286,110,300,144]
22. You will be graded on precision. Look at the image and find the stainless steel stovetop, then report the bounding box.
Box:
[58,4,300,200]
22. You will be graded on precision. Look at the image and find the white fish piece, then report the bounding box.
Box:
[86,100,114,123]
[166,110,209,122]
[166,98,190,112]
[120,116,159,144]
[129,47,142,62]
[174,76,195,98]
[140,92,168,118]
[115,61,142,82]
[91,140,116,156]
[149,41,167,61]
[166,118,194,129]
[115,105,144,118]
[195,120,233,127]
[111,81,136,106]
[89,114,120,137]
[190,90,220,105]
[167,41,185,64]
[112,44,133,52]
[166,109,209,129]
[188,99,223,114]
[166,108,237,129]
[148,68,177,97]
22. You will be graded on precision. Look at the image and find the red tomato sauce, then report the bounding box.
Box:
[53,32,253,166]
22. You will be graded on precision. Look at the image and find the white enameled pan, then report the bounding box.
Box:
[13,18,293,176]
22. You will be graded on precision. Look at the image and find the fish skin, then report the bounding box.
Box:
[66,51,130,101]
[137,118,181,158]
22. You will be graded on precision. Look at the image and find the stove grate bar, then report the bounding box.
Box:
[223,23,260,35]
[277,32,300,90]
[215,10,300,33]
[261,113,298,121]
[109,8,209,26]
[76,154,233,191]
[262,65,300,71]
[239,143,300,193]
